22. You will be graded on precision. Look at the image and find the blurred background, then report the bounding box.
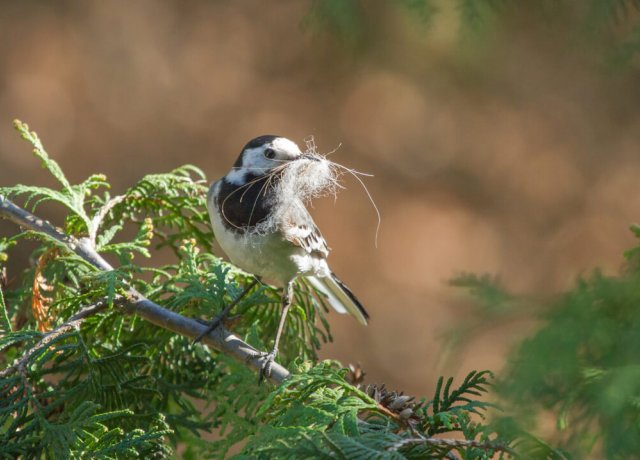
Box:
[1,0,640,398]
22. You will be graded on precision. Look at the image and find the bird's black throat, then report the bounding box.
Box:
[217,173,280,231]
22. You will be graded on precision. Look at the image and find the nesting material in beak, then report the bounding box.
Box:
[249,148,342,237]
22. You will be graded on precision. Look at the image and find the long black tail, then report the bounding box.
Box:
[331,272,369,323]
[306,273,369,325]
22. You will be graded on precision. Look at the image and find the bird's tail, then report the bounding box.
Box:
[306,273,369,325]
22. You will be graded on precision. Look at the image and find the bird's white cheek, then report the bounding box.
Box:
[244,150,273,171]
[225,168,245,185]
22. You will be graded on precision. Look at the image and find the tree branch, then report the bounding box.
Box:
[0,195,291,384]
[0,297,116,379]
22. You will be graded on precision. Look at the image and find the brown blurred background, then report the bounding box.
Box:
[1,1,640,397]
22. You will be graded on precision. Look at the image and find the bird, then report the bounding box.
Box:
[200,135,369,379]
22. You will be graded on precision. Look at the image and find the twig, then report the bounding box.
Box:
[0,195,291,384]
[0,276,11,332]
[0,298,114,379]
[89,194,125,243]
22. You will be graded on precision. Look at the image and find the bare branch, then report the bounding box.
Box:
[89,194,125,243]
[0,195,291,384]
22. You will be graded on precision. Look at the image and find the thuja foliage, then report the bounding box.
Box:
[0,121,548,458]
[305,0,640,67]
[452,227,640,458]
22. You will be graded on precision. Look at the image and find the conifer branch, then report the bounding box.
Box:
[0,195,291,384]
[0,297,114,379]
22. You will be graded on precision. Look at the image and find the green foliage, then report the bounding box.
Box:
[0,283,10,333]
[0,323,173,458]
[452,224,640,458]
[238,363,510,459]
[0,121,517,458]
[304,0,640,67]
[303,0,365,46]
[450,273,512,314]
[427,370,494,425]
[5,120,107,236]
[498,269,640,457]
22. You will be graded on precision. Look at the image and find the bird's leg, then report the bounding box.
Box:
[192,277,261,344]
[253,280,294,383]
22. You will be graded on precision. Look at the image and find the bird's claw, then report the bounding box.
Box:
[192,315,224,345]
[247,349,277,384]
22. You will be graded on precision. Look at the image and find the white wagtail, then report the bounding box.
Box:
[200,135,369,378]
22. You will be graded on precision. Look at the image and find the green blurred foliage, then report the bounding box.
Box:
[305,0,640,68]
[454,226,640,457]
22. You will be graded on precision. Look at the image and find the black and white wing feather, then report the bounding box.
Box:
[283,220,329,259]
[283,211,369,325]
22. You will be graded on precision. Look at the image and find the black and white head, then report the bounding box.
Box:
[220,135,343,219]
[226,135,307,185]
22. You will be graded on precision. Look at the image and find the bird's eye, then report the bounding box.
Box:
[264,148,276,159]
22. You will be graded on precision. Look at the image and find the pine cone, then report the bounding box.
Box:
[364,383,422,423]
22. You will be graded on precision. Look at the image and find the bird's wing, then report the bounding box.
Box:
[282,210,329,259]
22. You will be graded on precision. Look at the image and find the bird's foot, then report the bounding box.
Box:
[192,314,225,344]
[247,348,278,384]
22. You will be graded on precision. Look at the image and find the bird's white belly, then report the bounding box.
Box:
[211,210,302,285]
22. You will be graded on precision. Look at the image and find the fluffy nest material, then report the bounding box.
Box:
[249,143,343,237]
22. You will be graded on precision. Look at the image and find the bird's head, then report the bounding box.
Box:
[223,135,339,208]
[226,135,312,184]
